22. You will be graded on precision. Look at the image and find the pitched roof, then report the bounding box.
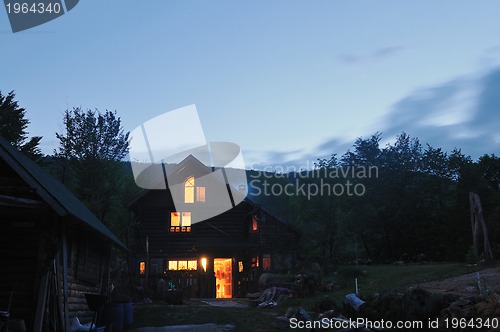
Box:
[0,136,126,249]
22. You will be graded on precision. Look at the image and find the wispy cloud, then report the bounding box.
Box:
[369,67,500,158]
[372,46,405,60]
[337,45,405,66]
[250,66,500,169]
[337,54,362,65]
[478,45,500,68]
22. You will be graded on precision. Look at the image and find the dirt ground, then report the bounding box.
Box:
[416,267,500,296]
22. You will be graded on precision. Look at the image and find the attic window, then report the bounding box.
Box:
[170,212,191,232]
[185,176,206,203]
[196,186,206,202]
[185,176,195,203]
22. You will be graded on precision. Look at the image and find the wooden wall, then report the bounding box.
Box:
[0,210,111,328]
[133,190,256,257]
[66,229,108,324]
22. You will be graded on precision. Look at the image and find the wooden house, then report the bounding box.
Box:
[128,155,299,299]
[0,136,126,331]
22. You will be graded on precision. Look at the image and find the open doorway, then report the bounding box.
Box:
[214,258,232,298]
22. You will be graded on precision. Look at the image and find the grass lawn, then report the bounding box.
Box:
[131,302,283,331]
[130,261,498,331]
[337,261,499,297]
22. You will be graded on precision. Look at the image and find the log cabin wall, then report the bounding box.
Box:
[0,137,124,331]
[127,156,299,298]
[130,190,300,297]
[132,190,256,258]
[65,228,108,324]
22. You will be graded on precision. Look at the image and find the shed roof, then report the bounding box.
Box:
[0,136,126,249]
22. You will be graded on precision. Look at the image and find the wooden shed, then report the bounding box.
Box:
[128,155,299,299]
[0,136,126,331]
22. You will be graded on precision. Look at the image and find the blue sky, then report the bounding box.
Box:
[2,1,500,169]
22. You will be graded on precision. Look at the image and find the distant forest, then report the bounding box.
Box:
[248,132,500,268]
[2,90,499,268]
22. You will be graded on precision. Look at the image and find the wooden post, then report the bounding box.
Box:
[62,222,70,332]
[33,271,49,332]
[145,236,149,296]
[469,192,494,261]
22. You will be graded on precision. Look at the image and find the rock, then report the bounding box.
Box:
[475,293,500,318]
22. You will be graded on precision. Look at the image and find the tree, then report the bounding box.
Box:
[55,107,130,234]
[469,192,494,261]
[0,90,42,159]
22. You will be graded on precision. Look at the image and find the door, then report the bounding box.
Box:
[214,258,232,298]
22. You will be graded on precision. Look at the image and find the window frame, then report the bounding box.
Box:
[167,259,198,271]
[170,211,192,232]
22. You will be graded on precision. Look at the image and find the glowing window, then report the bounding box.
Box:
[168,260,198,271]
[168,261,177,270]
[171,212,180,226]
[196,186,206,202]
[238,261,243,273]
[178,260,188,270]
[139,261,145,275]
[251,256,259,268]
[252,216,258,231]
[182,212,191,226]
[188,260,197,270]
[185,176,195,203]
[263,254,271,271]
[170,212,192,232]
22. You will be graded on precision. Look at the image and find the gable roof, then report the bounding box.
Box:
[0,136,126,249]
[128,154,229,207]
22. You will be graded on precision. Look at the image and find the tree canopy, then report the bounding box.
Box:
[0,90,42,159]
[250,132,500,266]
[54,107,133,236]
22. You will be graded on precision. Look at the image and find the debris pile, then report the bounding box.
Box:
[248,287,292,308]
[440,292,500,326]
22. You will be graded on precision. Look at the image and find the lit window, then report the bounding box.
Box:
[182,212,191,227]
[263,254,271,271]
[185,176,194,203]
[139,261,146,275]
[251,256,259,268]
[252,216,258,231]
[238,261,243,273]
[170,212,192,232]
[168,261,177,270]
[196,186,206,202]
[188,260,197,270]
[170,212,181,232]
[178,260,188,270]
[168,260,198,271]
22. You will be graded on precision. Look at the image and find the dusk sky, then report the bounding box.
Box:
[2,1,500,169]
